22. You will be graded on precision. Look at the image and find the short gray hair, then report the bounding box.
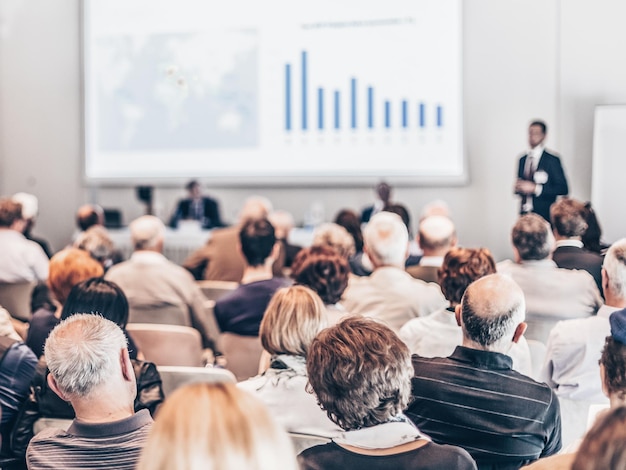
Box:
[363,212,408,267]
[45,314,128,398]
[130,215,165,250]
[604,239,626,299]
[511,214,554,261]
[312,223,356,259]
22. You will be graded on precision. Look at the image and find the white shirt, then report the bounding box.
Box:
[541,304,619,403]
[0,229,49,282]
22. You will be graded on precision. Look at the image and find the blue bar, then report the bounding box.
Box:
[419,103,425,128]
[385,101,391,128]
[351,78,357,129]
[334,91,340,129]
[285,64,291,131]
[436,105,443,127]
[302,51,307,131]
[402,100,408,128]
[367,87,374,129]
[318,88,324,130]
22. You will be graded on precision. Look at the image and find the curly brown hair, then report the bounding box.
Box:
[439,247,496,305]
[600,336,626,399]
[291,246,350,305]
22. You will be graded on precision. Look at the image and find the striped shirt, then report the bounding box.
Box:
[406,346,561,470]
[26,409,153,470]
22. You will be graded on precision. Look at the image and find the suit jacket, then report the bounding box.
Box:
[516,150,569,221]
[406,265,440,284]
[169,196,223,229]
[552,245,603,294]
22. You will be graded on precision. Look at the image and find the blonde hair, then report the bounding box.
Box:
[260,286,327,357]
[137,383,297,470]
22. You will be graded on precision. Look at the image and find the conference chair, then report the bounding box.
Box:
[0,281,36,322]
[197,280,238,302]
[127,324,203,367]
[156,365,236,398]
[220,332,264,381]
[128,303,191,327]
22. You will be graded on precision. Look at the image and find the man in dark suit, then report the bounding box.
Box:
[514,120,569,221]
[360,181,392,224]
[169,180,223,229]
[551,197,604,293]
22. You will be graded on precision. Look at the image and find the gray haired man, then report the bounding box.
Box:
[26,315,152,470]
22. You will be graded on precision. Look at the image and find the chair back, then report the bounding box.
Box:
[197,280,238,301]
[128,303,191,327]
[0,281,35,321]
[127,324,203,367]
[526,339,548,381]
[157,365,236,398]
[220,332,264,381]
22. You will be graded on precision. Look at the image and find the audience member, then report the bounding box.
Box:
[497,213,602,342]
[183,196,284,281]
[291,246,351,324]
[238,286,341,439]
[581,202,609,254]
[75,204,104,233]
[73,225,123,271]
[268,209,301,268]
[360,181,392,223]
[11,278,163,457]
[542,238,626,402]
[311,223,356,260]
[400,247,532,375]
[571,406,626,470]
[137,382,298,470]
[169,179,223,229]
[105,215,219,349]
[0,198,48,283]
[334,209,363,253]
[299,317,476,470]
[214,218,288,336]
[26,315,153,470]
[551,197,604,292]
[12,192,52,258]
[342,212,445,332]
[26,248,104,357]
[406,274,561,469]
[407,215,457,283]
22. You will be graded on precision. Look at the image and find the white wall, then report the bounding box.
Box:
[1,0,625,259]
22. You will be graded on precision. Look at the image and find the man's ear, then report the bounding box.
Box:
[455,304,462,327]
[602,268,609,297]
[600,364,610,399]
[120,348,134,383]
[269,241,281,262]
[47,374,69,402]
[512,322,527,344]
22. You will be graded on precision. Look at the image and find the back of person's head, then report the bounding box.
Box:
[239,196,273,224]
[260,285,327,357]
[239,218,276,267]
[511,213,554,261]
[61,277,129,328]
[76,204,104,232]
[137,382,298,470]
[334,209,363,253]
[600,309,626,401]
[550,197,588,238]
[312,223,355,259]
[572,406,626,470]
[603,239,626,300]
[291,246,350,305]
[130,215,165,251]
[0,198,23,228]
[582,202,605,253]
[12,192,38,221]
[420,199,451,221]
[418,215,457,253]
[363,211,408,267]
[267,210,294,240]
[74,225,116,267]
[48,248,105,305]
[306,317,413,431]
[460,273,526,350]
[439,247,496,306]
[45,314,128,399]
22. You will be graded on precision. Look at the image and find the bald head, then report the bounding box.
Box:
[130,215,165,251]
[418,215,457,255]
[459,274,526,352]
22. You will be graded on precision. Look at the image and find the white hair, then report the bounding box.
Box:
[604,238,626,299]
[130,215,165,250]
[45,314,128,398]
[12,192,38,220]
[363,212,408,267]
[312,223,356,258]
[418,215,456,250]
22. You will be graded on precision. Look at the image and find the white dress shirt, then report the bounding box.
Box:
[0,229,49,282]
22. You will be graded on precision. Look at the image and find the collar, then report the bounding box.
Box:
[419,256,444,267]
[529,145,545,160]
[554,239,584,249]
[68,409,152,438]
[450,345,513,370]
[269,354,307,374]
[0,229,26,240]
[130,251,168,264]
[519,258,558,268]
[598,304,621,319]
[333,414,426,449]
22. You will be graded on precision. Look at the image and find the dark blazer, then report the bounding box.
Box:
[516,150,569,221]
[552,245,604,294]
[169,196,223,229]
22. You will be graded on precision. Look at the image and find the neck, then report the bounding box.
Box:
[241,264,272,284]
[461,338,509,354]
[604,293,626,309]
[71,392,134,424]
[610,395,626,409]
